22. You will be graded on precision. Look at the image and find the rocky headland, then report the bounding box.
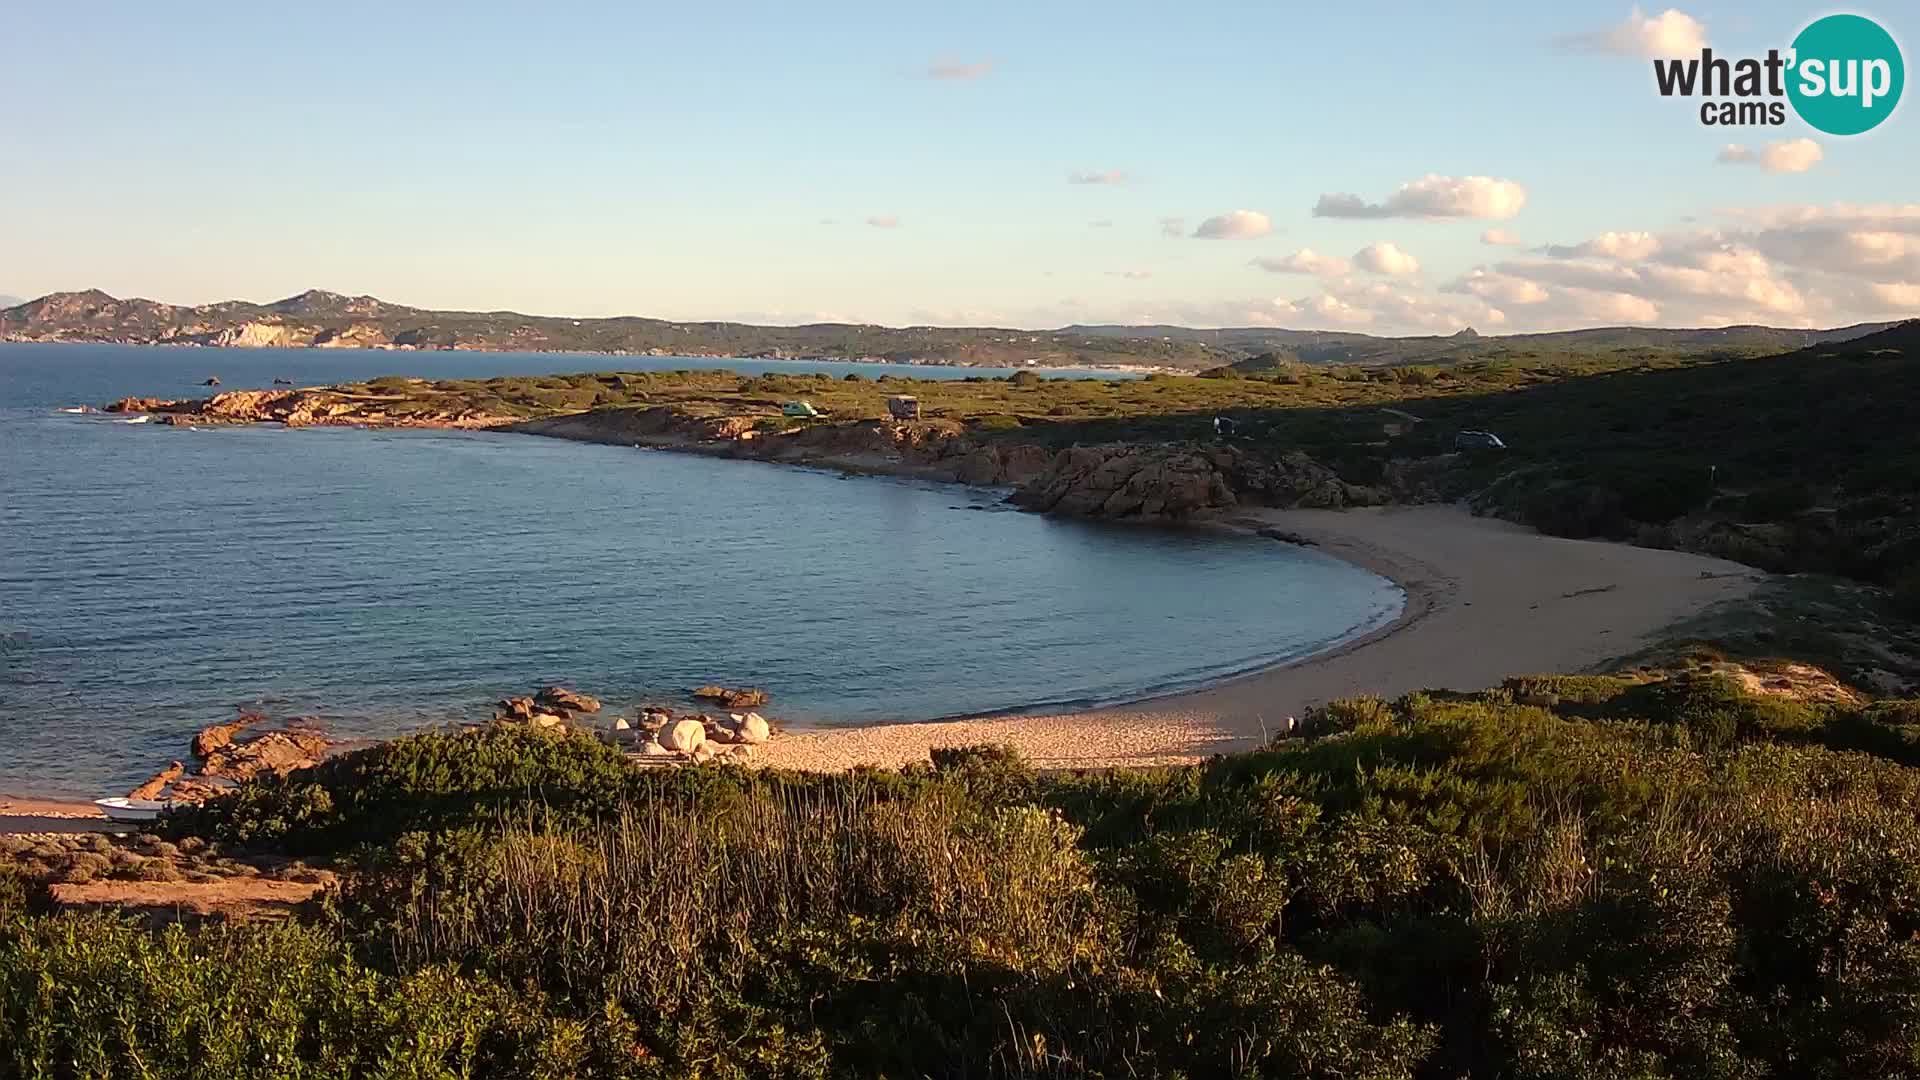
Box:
[103,383,1390,524]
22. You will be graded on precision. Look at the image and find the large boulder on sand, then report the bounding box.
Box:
[661,719,706,753]
[736,713,771,745]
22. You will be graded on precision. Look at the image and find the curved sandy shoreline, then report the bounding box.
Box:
[1,504,1765,827]
[755,504,1764,772]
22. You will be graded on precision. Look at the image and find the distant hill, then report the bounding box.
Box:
[0,295,21,309]
[1065,321,1902,367]
[0,289,1227,369]
[0,288,1900,369]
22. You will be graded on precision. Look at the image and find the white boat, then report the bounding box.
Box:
[57,407,90,414]
[94,797,169,823]
[116,416,152,424]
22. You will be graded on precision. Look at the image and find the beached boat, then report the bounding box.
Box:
[93,797,168,823]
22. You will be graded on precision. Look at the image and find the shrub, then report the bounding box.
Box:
[167,727,643,855]
[0,915,602,1079]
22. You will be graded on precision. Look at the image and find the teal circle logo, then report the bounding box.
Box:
[1788,14,1904,135]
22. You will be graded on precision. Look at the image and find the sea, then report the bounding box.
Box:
[0,343,1403,797]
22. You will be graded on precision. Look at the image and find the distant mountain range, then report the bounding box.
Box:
[0,295,22,310]
[0,289,1902,369]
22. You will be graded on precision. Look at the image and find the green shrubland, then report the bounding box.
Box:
[11,673,1920,1076]
[322,323,1920,590]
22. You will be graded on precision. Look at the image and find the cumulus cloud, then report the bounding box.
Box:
[1444,267,1550,305]
[1158,216,1187,238]
[1867,282,1920,309]
[1192,210,1273,239]
[1721,203,1920,285]
[1275,293,1375,326]
[855,202,1918,334]
[865,215,902,229]
[1558,7,1706,57]
[1250,248,1351,276]
[1068,169,1129,186]
[1352,241,1421,275]
[1717,139,1824,173]
[1569,290,1663,322]
[927,59,994,80]
[1313,174,1528,220]
[1481,228,1523,246]
[1543,230,1663,260]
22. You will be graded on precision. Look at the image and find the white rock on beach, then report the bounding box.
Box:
[612,717,631,731]
[641,739,672,757]
[691,742,717,764]
[531,713,566,730]
[661,718,706,753]
[736,712,770,745]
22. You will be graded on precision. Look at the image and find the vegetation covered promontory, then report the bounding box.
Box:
[109,320,1920,595]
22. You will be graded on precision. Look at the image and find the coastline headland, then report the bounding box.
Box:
[62,368,1777,789]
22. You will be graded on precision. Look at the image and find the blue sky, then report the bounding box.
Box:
[2,1,1914,332]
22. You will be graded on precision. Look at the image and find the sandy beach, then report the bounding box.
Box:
[1,503,1765,831]
[756,504,1764,772]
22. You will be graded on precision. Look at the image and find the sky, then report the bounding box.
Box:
[1,1,1915,334]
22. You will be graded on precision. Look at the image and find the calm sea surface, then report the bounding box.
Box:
[0,343,1401,797]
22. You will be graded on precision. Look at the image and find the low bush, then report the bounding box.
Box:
[23,675,1920,1075]
[165,726,644,854]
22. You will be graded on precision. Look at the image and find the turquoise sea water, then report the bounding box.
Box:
[0,344,1402,797]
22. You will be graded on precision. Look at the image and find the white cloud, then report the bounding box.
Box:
[1313,174,1528,220]
[1558,7,1706,57]
[1107,269,1153,280]
[1352,241,1421,275]
[1192,210,1273,239]
[1543,230,1663,260]
[1089,219,1115,228]
[1277,293,1375,325]
[1495,258,1645,293]
[1158,216,1187,238]
[1250,248,1351,276]
[1867,282,1920,310]
[1569,290,1662,323]
[1721,203,1920,284]
[1718,139,1823,173]
[1068,169,1129,185]
[1444,267,1550,305]
[927,59,994,80]
[829,202,1918,333]
[1481,228,1523,246]
[865,215,902,229]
